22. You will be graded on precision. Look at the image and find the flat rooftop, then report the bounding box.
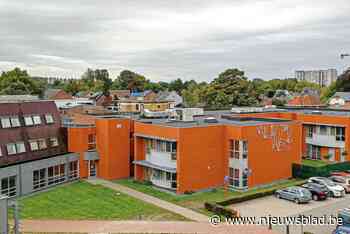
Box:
[136,115,293,128]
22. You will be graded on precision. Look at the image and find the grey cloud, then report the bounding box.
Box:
[0,0,349,80]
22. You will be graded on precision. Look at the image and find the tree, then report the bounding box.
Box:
[0,67,45,96]
[81,68,112,95]
[116,70,147,92]
[64,80,81,96]
[204,68,253,107]
[168,78,185,93]
[182,82,208,107]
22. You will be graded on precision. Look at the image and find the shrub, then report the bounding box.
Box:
[204,202,238,218]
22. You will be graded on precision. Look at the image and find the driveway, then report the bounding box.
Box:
[230,194,350,234]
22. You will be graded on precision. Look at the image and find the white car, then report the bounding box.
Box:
[308,177,345,198]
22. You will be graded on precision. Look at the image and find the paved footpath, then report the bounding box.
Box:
[21,220,278,234]
[87,178,209,222]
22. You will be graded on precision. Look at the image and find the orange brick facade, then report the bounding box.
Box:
[133,120,301,193]
[66,110,349,194]
[67,118,133,180]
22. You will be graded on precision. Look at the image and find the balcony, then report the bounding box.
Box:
[145,150,177,169]
[306,134,345,148]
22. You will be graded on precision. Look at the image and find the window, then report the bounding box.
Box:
[1,176,17,197]
[16,142,26,153]
[319,125,327,135]
[38,139,47,150]
[152,169,161,180]
[69,161,79,179]
[32,115,42,125]
[24,116,34,126]
[88,134,96,150]
[6,143,17,155]
[29,140,39,151]
[49,137,59,147]
[48,164,66,185]
[242,169,248,187]
[242,141,248,159]
[171,152,177,160]
[229,168,240,187]
[306,126,314,138]
[229,140,240,159]
[1,117,11,128]
[45,114,54,124]
[6,142,26,155]
[336,127,345,141]
[33,168,46,190]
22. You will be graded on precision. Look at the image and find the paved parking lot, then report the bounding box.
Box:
[230,193,350,234]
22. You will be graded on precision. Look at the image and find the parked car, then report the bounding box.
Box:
[333,226,350,234]
[331,171,350,177]
[329,176,350,193]
[333,208,350,233]
[302,182,329,201]
[308,177,345,197]
[275,186,312,204]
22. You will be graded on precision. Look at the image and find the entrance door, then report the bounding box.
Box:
[89,160,97,178]
[341,148,346,162]
[329,148,335,162]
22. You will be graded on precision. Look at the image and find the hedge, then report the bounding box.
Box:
[216,180,306,206]
[292,161,350,179]
[204,202,238,218]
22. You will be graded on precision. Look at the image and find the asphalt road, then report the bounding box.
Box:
[231,194,350,234]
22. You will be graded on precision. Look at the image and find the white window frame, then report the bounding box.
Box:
[24,116,34,126]
[16,142,26,154]
[32,115,42,125]
[45,114,54,124]
[6,143,17,155]
[29,140,39,151]
[49,137,59,147]
[10,116,21,127]
[38,139,47,150]
[1,117,11,128]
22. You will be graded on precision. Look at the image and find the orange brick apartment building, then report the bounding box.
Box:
[133,116,301,193]
[65,107,350,194]
[233,108,350,163]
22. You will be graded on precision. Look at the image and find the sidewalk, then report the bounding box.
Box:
[21,220,278,234]
[87,178,208,222]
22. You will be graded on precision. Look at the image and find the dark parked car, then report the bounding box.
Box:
[333,226,350,234]
[302,182,329,201]
[275,186,312,204]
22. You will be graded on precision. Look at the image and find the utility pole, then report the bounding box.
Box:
[0,196,8,234]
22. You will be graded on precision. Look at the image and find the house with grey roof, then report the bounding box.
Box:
[156,91,183,107]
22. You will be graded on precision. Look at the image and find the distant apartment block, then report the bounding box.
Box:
[295,69,337,87]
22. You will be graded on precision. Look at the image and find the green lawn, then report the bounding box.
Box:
[115,178,305,215]
[302,159,329,167]
[13,181,187,221]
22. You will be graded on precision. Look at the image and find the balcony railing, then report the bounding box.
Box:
[306,134,345,148]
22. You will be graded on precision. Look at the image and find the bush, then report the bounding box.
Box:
[293,162,350,179]
[132,180,153,186]
[216,180,306,206]
[204,202,238,218]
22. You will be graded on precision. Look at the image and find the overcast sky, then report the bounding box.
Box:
[1,0,350,82]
